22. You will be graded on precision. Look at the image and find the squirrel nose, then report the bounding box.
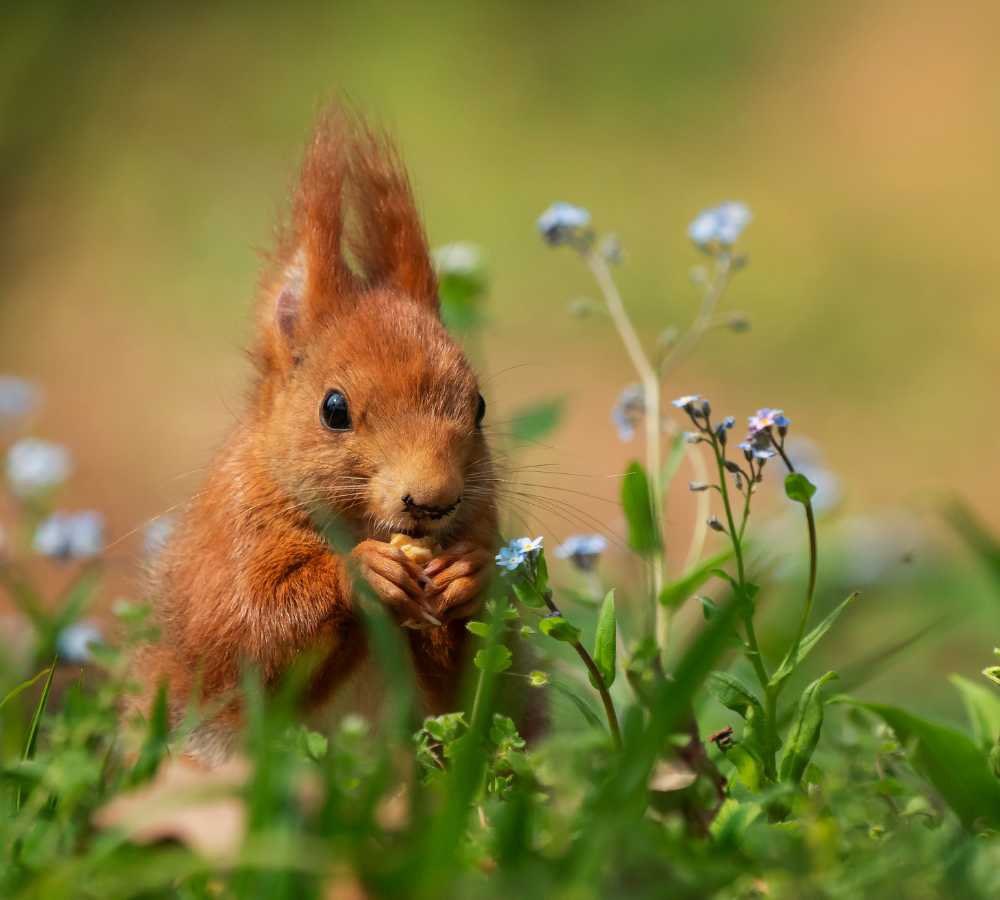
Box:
[401,493,461,521]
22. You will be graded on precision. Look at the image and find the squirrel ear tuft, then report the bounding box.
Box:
[254,106,441,373]
[346,125,438,308]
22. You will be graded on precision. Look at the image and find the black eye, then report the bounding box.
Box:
[475,393,486,427]
[321,390,351,431]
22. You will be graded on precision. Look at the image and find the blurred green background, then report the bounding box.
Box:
[2,1,997,709]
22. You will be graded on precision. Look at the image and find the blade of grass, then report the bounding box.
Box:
[0,665,54,712]
[15,656,56,812]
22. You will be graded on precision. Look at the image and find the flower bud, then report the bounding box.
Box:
[689,481,709,492]
[727,313,751,333]
[707,516,726,533]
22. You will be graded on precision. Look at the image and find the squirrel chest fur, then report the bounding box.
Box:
[127,109,498,766]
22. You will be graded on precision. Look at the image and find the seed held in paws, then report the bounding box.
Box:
[389,532,438,566]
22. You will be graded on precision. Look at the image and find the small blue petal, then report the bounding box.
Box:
[688,202,752,250]
[671,394,701,409]
[34,510,104,560]
[6,439,72,497]
[537,202,591,245]
[56,621,103,664]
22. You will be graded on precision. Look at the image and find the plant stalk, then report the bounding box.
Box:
[544,591,622,749]
[585,251,667,650]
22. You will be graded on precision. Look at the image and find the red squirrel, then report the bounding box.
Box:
[127,108,499,765]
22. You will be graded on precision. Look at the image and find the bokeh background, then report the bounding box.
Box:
[2,1,997,712]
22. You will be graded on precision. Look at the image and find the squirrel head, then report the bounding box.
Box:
[247,108,492,542]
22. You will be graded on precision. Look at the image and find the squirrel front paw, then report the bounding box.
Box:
[424,541,493,622]
[351,540,440,626]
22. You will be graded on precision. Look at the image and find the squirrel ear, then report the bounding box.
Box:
[274,249,307,340]
[347,126,438,310]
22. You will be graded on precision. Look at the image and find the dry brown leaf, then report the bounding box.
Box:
[648,759,698,793]
[93,755,249,861]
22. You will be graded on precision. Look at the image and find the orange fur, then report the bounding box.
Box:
[127,107,497,765]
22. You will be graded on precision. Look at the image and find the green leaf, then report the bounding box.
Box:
[707,671,774,767]
[303,729,329,760]
[784,472,817,505]
[590,590,616,689]
[707,672,765,720]
[438,267,488,334]
[658,549,734,609]
[710,797,763,845]
[770,592,859,690]
[846,699,1000,829]
[474,645,513,674]
[466,620,490,637]
[512,580,546,609]
[128,683,171,786]
[660,429,687,488]
[726,746,767,792]
[780,671,837,785]
[551,680,606,733]
[985,665,1000,687]
[950,674,1000,751]
[422,712,467,743]
[539,615,581,644]
[621,461,661,556]
[508,398,565,444]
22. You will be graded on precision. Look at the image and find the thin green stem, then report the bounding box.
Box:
[773,442,819,690]
[681,441,712,573]
[469,656,488,730]
[571,640,623,750]
[585,251,666,650]
[544,591,622,750]
[708,434,768,686]
[708,429,778,777]
[659,255,733,374]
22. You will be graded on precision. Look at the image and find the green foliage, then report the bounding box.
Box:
[538,614,580,643]
[779,671,837,785]
[621,461,661,556]
[950,674,1000,751]
[438,258,488,335]
[846,699,1000,830]
[474,644,513,674]
[770,592,858,691]
[591,590,616,689]
[783,472,817,504]
[658,549,733,609]
[507,398,565,445]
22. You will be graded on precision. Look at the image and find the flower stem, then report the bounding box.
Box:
[774,442,819,690]
[659,255,733,373]
[544,591,622,749]
[707,428,778,777]
[571,640,623,750]
[585,251,666,651]
[681,441,712,573]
